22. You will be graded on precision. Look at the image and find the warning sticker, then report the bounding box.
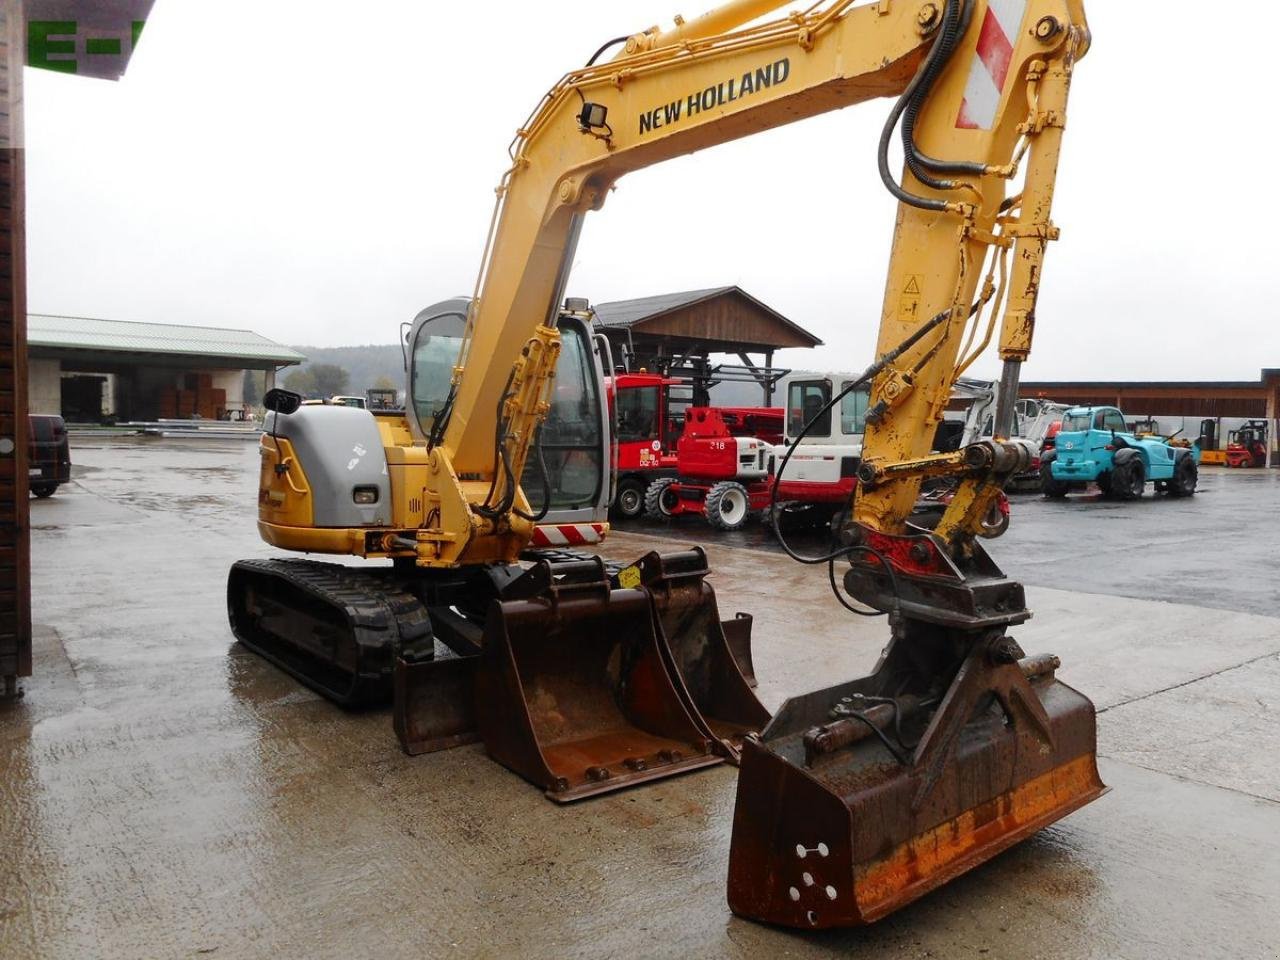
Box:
[899,274,923,320]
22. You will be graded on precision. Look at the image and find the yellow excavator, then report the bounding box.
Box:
[228,0,1101,929]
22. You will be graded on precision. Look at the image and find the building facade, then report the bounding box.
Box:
[27,313,303,422]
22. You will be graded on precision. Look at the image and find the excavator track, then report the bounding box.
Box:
[227,558,432,706]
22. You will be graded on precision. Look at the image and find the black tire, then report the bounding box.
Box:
[1041,464,1069,499]
[643,477,679,519]
[613,478,647,519]
[1167,455,1198,498]
[1111,456,1145,501]
[705,481,751,531]
[31,483,57,498]
[1096,471,1113,497]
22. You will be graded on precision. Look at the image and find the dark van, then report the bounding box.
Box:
[29,414,71,497]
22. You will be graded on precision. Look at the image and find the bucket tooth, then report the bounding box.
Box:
[635,549,770,762]
[475,557,722,802]
[727,623,1105,928]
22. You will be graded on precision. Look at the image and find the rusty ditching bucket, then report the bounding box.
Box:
[726,622,1105,928]
[635,549,770,762]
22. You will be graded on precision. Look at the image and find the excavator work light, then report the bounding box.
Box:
[353,486,379,505]
[577,102,608,130]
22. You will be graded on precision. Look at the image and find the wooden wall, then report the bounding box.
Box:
[0,0,28,695]
[635,293,817,352]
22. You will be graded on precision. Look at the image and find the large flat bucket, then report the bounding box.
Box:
[475,558,722,802]
[727,629,1106,928]
[634,549,770,762]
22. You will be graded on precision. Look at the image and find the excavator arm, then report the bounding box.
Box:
[413,0,1090,569]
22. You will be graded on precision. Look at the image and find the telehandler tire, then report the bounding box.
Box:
[613,478,647,519]
[1111,456,1145,500]
[1041,464,1069,499]
[1167,455,1198,497]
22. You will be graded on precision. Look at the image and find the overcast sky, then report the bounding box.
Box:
[25,1,1278,381]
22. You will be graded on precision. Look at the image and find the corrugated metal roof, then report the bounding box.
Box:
[28,313,305,365]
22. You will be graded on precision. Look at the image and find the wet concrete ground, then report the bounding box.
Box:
[3,438,1278,959]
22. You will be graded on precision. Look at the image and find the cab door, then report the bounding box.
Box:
[405,299,610,528]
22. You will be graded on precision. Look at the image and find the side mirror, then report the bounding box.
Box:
[263,388,302,415]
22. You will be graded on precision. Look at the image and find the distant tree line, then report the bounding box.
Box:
[282,363,351,399]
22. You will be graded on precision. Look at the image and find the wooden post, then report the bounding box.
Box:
[1267,387,1277,469]
[0,0,28,699]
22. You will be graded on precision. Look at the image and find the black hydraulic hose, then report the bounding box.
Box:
[512,428,552,523]
[828,557,883,617]
[835,706,911,765]
[768,305,954,566]
[899,0,964,192]
[474,369,519,520]
[586,36,630,66]
[903,0,988,181]
[877,0,962,210]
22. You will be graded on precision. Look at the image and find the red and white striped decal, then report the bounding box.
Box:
[530,522,607,547]
[956,0,1027,130]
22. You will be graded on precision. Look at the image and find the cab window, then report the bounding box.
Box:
[788,380,831,438]
[839,383,869,435]
[524,325,604,510]
[1103,409,1127,433]
[410,311,467,436]
[616,385,659,443]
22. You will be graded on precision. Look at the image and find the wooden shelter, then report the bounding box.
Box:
[592,286,821,405]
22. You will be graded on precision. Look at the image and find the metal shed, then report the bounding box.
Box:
[27,314,304,422]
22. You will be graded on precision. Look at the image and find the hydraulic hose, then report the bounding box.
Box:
[585,36,629,66]
[878,0,988,208]
[903,0,988,182]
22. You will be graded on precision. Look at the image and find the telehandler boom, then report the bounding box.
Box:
[229,0,1101,929]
